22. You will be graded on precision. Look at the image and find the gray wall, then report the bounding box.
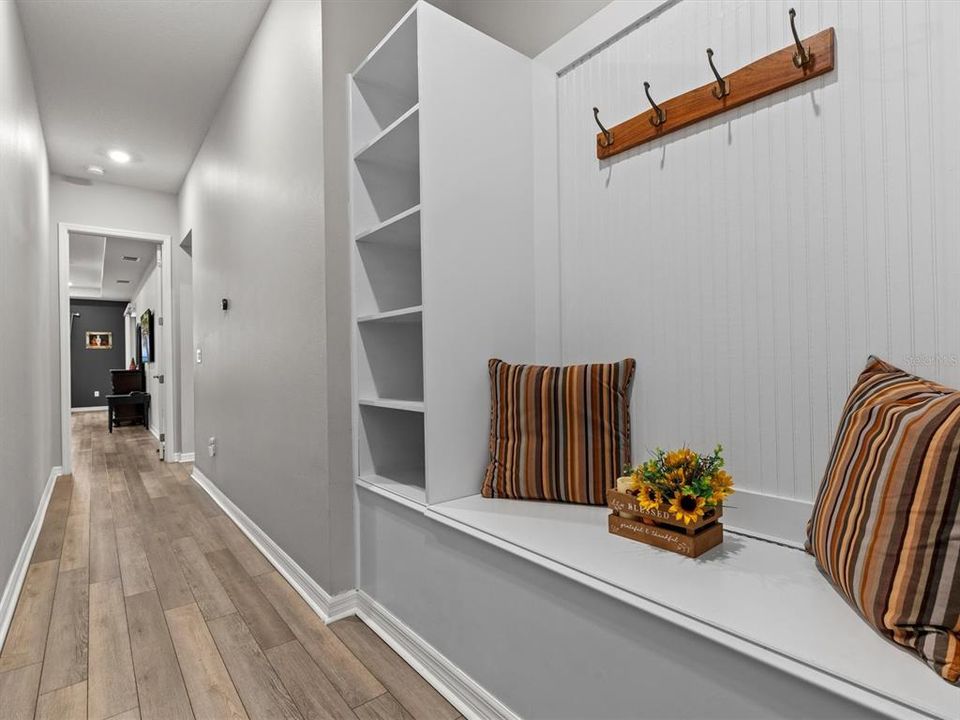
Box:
[0,2,57,588]
[69,300,127,408]
[180,0,331,588]
[177,252,194,455]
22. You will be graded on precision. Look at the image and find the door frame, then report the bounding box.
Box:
[58,222,174,474]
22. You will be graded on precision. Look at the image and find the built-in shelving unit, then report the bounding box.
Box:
[350,2,534,508]
[352,9,424,504]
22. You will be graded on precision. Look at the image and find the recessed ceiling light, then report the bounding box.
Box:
[116,279,131,284]
[86,164,105,175]
[107,149,131,164]
[121,255,140,262]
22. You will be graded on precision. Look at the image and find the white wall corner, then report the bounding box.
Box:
[0,466,61,649]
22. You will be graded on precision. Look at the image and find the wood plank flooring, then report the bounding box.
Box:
[0,412,460,720]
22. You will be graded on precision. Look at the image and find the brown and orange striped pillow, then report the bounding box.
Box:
[482,358,636,505]
[807,356,960,683]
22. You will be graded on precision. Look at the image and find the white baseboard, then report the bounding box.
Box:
[175,452,195,463]
[190,466,353,622]
[148,426,160,442]
[355,590,520,720]
[71,406,107,413]
[0,466,62,649]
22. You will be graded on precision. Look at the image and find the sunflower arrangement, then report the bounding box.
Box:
[625,445,734,525]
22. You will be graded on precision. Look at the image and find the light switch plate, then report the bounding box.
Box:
[94,390,100,397]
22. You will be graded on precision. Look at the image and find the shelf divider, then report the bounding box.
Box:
[358,398,424,413]
[357,305,422,324]
[355,204,421,246]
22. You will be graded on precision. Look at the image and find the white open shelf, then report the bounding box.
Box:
[357,314,422,402]
[358,472,427,508]
[357,305,422,324]
[354,105,419,169]
[355,205,421,249]
[351,9,418,150]
[352,115,420,229]
[355,237,421,316]
[357,402,426,507]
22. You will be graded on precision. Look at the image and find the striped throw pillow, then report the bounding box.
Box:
[807,356,960,683]
[482,358,636,505]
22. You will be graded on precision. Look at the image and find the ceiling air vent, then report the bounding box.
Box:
[121,255,140,262]
[116,279,131,284]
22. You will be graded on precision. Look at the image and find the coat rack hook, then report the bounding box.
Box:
[593,107,613,148]
[789,8,811,67]
[706,48,729,99]
[643,82,666,127]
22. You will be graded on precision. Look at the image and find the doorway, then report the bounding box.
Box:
[58,222,175,473]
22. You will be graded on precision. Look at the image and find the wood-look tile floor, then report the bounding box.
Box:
[0,412,461,720]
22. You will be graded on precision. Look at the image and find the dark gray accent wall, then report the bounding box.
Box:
[70,299,127,408]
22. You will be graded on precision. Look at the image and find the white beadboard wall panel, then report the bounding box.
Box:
[556,0,960,502]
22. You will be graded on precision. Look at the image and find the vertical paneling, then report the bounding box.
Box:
[556,0,960,502]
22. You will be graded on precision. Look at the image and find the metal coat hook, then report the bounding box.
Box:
[593,107,613,148]
[643,82,666,127]
[706,48,729,99]
[789,8,811,67]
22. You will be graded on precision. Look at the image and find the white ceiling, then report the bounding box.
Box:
[70,234,158,301]
[17,0,269,192]
[432,0,611,57]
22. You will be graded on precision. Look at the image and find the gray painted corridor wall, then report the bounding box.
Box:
[179,0,331,589]
[0,1,57,593]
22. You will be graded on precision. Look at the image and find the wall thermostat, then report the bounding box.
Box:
[221,298,229,310]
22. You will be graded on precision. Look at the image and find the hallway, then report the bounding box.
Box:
[0,413,458,720]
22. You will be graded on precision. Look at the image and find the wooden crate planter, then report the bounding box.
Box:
[606,489,723,558]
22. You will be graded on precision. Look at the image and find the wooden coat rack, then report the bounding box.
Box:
[593,9,835,159]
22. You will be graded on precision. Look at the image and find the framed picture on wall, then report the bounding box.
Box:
[85,331,113,349]
[140,309,154,364]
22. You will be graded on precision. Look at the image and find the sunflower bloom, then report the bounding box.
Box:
[665,469,686,487]
[637,484,662,511]
[665,448,697,469]
[710,470,734,501]
[669,493,706,525]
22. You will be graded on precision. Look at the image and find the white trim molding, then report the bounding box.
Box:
[173,452,195,463]
[59,222,175,475]
[355,591,520,720]
[190,466,353,622]
[71,406,108,413]
[0,467,62,649]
